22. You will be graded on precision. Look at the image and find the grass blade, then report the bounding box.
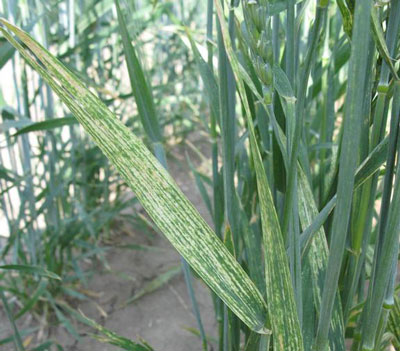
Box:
[80,312,153,351]
[301,134,389,256]
[114,0,162,147]
[0,265,61,280]
[114,3,207,347]
[314,0,373,348]
[360,82,400,350]
[214,2,303,349]
[0,289,25,351]
[15,280,48,320]
[298,171,345,351]
[0,18,269,334]
[12,116,77,136]
[371,6,399,81]
[123,266,181,306]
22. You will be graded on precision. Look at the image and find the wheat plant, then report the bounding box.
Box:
[1,0,400,350]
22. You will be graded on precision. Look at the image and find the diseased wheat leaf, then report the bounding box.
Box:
[0,18,269,334]
[214,2,303,350]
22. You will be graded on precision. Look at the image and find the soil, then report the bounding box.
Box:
[0,134,217,351]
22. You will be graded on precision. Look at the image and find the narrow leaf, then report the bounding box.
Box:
[314,0,373,348]
[214,2,303,349]
[0,18,269,334]
[80,312,153,351]
[0,265,61,280]
[12,116,77,136]
[124,266,181,306]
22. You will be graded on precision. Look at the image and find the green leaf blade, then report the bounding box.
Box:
[0,265,61,280]
[213,2,303,350]
[0,18,269,334]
